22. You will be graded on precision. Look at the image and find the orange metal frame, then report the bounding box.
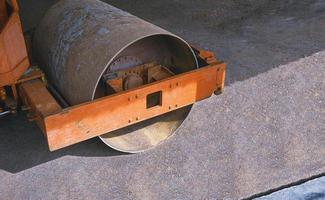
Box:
[0,0,29,87]
[20,55,225,151]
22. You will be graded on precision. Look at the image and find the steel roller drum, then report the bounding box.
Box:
[34,0,198,153]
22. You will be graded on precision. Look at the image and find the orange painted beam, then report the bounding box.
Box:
[42,63,225,151]
[19,79,62,133]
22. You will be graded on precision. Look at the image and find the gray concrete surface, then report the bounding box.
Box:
[0,0,325,199]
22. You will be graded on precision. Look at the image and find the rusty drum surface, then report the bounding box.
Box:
[34,0,198,153]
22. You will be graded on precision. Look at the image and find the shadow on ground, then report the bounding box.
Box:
[0,114,125,173]
[0,0,323,173]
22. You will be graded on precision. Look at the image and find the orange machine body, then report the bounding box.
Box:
[0,0,29,87]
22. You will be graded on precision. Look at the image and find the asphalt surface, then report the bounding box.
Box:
[1,0,325,199]
[258,177,325,200]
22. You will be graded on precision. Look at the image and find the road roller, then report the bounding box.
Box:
[0,0,226,153]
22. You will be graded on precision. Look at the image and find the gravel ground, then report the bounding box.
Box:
[0,0,324,199]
